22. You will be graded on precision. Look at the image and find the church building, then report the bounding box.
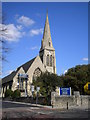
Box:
[1,12,56,97]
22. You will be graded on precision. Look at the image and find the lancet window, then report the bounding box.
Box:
[50,55,52,66]
[46,54,49,66]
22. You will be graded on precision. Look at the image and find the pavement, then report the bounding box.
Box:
[1,100,90,119]
[2,100,52,109]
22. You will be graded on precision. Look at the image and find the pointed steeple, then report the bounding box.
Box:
[43,10,51,40]
[39,11,56,74]
[40,11,54,50]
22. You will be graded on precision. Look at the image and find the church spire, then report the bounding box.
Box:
[40,11,54,50]
[43,10,51,41]
[39,11,56,74]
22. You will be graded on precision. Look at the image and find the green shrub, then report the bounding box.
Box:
[12,89,21,98]
[5,89,13,98]
[33,91,36,100]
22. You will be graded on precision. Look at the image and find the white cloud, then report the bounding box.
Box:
[0,24,25,42]
[30,46,39,50]
[17,16,35,27]
[64,70,68,74]
[16,25,23,30]
[82,58,88,61]
[30,28,43,36]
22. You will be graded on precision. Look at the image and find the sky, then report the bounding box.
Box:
[2,2,88,77]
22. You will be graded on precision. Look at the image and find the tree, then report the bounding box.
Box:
[0,8,9,76]
[33,72,61,105]
[63,64,90,94]
[5,89,13,98]
[61,75,83,94]
[12,89,21,99]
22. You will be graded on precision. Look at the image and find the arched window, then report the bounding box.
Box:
[46,55,49,66]
[50,55,52,66]
[33,68,42,81]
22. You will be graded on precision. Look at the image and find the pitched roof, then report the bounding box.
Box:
[2,71,16,84]
[2,57,36,84]
[17,57,36,72]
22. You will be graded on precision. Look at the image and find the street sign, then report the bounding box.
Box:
[37,87,40,92]
[31,85,34,92]
[18,73,28,78]
[59,87,71,96]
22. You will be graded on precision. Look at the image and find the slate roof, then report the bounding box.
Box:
[2,57,36,84]
[17,57,36,72]
[2,71,16,84]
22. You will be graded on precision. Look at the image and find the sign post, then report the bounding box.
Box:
[31,85,34,103]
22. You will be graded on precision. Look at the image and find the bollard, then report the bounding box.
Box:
[67,102,68,110]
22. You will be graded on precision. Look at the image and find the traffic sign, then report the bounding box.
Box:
[31,85,34,92]
[37,87,40,92]
[84,82,90,94]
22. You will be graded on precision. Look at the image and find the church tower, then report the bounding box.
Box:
[39,12,56,74]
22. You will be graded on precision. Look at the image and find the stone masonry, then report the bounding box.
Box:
[51,91,90,109]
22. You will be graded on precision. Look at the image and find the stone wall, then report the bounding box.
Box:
[51,91,90,109]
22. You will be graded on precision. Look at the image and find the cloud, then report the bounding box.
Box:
[64,70,68,74]
[82,58,88,61]
[16,25,23,30]
[0,24,25,42]
[17,16,35,27]
[30,28,43,36]
[30,46,39,50]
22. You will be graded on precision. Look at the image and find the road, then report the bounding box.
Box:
[1,100,90,119]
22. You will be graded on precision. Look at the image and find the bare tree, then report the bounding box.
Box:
[0,4,9,76]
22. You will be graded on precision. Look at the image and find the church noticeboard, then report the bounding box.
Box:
[59,87,71,96]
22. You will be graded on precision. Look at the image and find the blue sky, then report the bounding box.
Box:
[2,2,88,77]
